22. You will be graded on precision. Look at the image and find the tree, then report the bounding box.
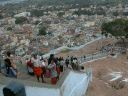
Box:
[7,27,12,31]
[31,10,44,17]
[15,17,28,24]
[101,19,128,47]
[38,27,47,36]
[57,12,65,18]
[113,11,119,16]
[0,14,3,19]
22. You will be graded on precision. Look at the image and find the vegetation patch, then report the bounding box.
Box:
[109,80,125,90]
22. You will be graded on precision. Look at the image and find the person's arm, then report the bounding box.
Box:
[10,58,17,69]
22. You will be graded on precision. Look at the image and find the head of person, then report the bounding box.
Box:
[81,66,84,70]
[50,54,54,59]
[32,54,37,59]
[6,51,11,57]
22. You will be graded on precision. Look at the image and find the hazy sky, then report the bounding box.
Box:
[0,0,26,5]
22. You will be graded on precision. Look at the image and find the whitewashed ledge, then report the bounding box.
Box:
[0,69,92,96]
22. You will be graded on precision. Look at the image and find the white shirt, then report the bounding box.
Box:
[31,57,41,67]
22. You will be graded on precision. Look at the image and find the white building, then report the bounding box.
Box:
[14,12,31,18]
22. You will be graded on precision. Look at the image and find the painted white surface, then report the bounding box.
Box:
[122,78,128,83]
[109,72,122,82]
[60,71,90,96]
[25,71,90,96]
[0,71,91,96]
[26,87,60,96]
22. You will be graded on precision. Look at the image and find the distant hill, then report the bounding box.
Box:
[25,0,128,5]
[0,0,8,1]
[1,0,128,6]
[0,0,26,5]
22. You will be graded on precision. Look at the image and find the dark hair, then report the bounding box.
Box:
[48,54,55,64]
[50,54,54,58]
[32,54,37,59]
[6,51,11,57]
[81,66,84,70]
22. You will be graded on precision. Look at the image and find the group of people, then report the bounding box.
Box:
[26,54,65,84]
[26,54,82,84]
[0,51,84,85]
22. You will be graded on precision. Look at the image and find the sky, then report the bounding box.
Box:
[0,0,26,5]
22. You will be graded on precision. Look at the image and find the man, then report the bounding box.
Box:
[4,51,18,78]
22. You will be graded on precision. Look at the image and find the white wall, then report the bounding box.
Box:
[26,87,60,96]
[0,71,91,96]
[60,71,89,96]
[25,71,90,96]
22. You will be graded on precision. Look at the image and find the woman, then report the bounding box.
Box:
[48,59,58,85]
[31,54,45,83]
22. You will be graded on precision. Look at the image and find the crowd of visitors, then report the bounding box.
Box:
[0,51,84,85]
[26,54,81,84]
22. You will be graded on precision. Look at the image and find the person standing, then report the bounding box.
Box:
[65,56,70,68]
[31,54,45,83]
[4,51,18,78]
[48,59,58,85]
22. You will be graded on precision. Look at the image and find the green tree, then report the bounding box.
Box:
[57,12,65,18]
[101,19,128,47]
[15,17,28,24]
[113,11,119,16]
[7,27,12,31]
[31,10,44,17]
[38,27,47,36]
[0,14,3,19]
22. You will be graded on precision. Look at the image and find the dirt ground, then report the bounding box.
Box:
[84,54,128,96]
[1,37,128,96]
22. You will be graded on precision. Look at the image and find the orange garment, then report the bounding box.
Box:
[33,67,42,77]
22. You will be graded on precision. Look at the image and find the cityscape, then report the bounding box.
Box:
[0,0,128,96]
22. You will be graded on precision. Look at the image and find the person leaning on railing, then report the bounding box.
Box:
[4,51,18,78]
